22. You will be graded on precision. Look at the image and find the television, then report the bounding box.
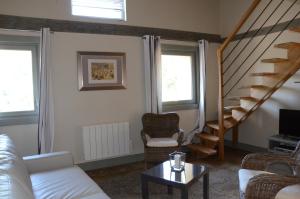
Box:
[279,109,300,139]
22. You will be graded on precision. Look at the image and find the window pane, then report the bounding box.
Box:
[162,55,193,102]
[0,49,35,113]
[72,6,123,19]
[71,0,125,20]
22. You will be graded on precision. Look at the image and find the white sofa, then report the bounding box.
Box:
[0,134,110,199]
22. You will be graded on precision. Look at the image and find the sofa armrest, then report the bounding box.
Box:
[241,153,295,170]
[23,151,74,174]
[141,130,147,146]
[245,173,300,199]
[177,129,184,146]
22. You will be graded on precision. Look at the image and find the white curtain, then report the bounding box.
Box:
[183,40,208,145]
[143,35,162,113]
[38,28,54,154]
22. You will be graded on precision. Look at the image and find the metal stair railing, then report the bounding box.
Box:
[216,0,299,160]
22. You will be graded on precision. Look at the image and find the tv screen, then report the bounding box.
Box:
[279,109,300,139]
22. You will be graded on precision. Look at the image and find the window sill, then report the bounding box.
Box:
[162,103,198,112]
[0,115,38,126]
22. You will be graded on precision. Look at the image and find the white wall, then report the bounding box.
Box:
[51,33,219,163]
[220,0,300,37]
[220,0,300,148]
[0,0,220,34]
[0,124,38,156]
[0,0,220,163]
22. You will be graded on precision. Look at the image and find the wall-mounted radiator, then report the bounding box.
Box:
[82,122,130,161]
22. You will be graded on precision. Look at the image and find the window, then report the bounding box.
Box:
[71,0,126,21]
[0,35,39,126]
[161,45,199,111]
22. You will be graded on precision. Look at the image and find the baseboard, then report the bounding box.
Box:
[77,153,144,171]
[224,140,267,153]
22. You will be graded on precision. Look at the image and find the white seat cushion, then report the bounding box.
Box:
[146,138,178,147]
[275,184,300,199]
[238,169,272,194]
[31,166,110,199]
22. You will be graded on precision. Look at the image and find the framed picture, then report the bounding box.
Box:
[77,52,126,90]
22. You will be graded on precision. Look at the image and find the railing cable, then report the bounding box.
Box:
[224,7,300,97]
[222,0,273,65]
[223,0,285,76]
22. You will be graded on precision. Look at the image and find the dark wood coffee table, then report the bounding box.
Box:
[141,161,209,199]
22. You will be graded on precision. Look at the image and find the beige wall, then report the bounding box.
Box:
[0,124,37,157]
[0,0,220,163]
[220,0,300,37]
[52,33,219,163]
[0,0,220,34]
[220,0,300,148]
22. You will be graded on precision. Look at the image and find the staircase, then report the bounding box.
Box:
[188,0,300,160]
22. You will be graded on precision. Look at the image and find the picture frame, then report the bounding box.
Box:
[77,52,126,91]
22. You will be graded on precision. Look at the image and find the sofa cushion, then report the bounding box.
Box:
[31,166,110,199]
[146,138,178,147]
[275,184,300,199]
[0,134,33,194]
[238,169,272,194]
[0,173,34,199]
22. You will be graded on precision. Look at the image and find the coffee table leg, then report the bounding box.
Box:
[141,175,149,199]
[181,186,188,199]
[203,172,209,199]
[167,185,173,195]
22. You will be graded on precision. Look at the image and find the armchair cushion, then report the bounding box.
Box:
[145,132,180,147]
[275,184,300,199]
[146,138,178,147]
[239,169,272,194]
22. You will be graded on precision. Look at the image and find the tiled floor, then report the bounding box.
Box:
[86,146,248,180]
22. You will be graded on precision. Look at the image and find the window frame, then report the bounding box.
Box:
[70,0,127,21]
[161,44,199,112]
[0,35,40,126]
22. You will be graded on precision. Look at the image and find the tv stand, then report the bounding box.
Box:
[268,135,299,154]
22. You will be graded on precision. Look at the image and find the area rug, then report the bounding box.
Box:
[94,162,240,199]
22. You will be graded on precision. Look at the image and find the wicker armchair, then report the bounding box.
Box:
[239,141,300,199]
[141,113,184,168]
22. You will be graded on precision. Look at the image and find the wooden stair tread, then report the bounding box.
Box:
[224,113,232,119]
[251,85,272,90]
[224,118,238,128]
[187,144,217,156]
[197,133,220,142]
[289,27,300,33]
[250,72,279,76]
[206,118,237,130]
[231,106,247,113]
[240,96,259,102]
[261,58,289,63]
[275,42,300,49]
[227,96,240,101]
[240,85,271,90]
[224,105,241,110]
[206,122,219,130]
[228,96,259,102]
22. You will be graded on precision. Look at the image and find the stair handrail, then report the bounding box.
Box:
[217,0,262,160]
